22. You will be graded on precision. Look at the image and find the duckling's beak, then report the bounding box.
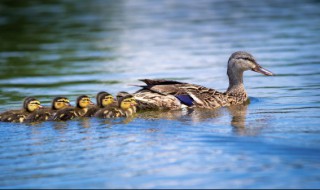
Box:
[130,102,138,106]
[252,64,274,76]
[89,101,94,105]
[39,105,43,109]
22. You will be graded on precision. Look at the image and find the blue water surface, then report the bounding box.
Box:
[0,0,320,188]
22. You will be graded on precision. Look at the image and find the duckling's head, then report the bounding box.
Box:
[228,51,274,76]
[76,95,94,108]
[23,97,42,112]
[96,91,107,106]
[116,91,130,101]
[52,96,71,110]
[119,95,137,110]
[96,91,114,108]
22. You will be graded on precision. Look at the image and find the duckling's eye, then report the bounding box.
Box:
[30,101,40,105]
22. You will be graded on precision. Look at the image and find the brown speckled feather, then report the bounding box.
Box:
[25,107,53,123]
[134,79,248,110]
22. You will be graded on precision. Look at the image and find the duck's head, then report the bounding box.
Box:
[76,95,94,108]
[228,51,274,76]
[52,96,71,110]
[23,97,42,112]
[119,94,137,110]
[96,91,114,108]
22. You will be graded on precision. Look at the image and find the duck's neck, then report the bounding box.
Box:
[226,68,246,95]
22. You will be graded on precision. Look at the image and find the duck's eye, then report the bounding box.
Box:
[240,57,252,61]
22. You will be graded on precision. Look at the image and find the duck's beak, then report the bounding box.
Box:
[89,101,94,105]
[252,64,274,76]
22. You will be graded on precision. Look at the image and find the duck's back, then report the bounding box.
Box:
[83,106,99,117]
[94,107,123,118]
[0,110,27,123]
[134,79,233,109]
[25,108,53,123]
[53,107,77,121]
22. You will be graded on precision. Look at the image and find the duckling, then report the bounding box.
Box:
[0,97,42,123]
[53,95,94,121]
[94,94,137,118]
[134,51,274,110]
[84,91,115,117]
[116,91,130,100]
[25,96,71,123]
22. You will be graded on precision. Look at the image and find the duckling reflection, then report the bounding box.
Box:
[97,116,136,126]
[80,118,91,128]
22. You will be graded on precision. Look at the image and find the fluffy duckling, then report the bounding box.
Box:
[53,95,93,121]
[25,96,71,123]
[84,91,115,117]
[0,97,42,123]
[94,94,137,118]
[116,91,130,100]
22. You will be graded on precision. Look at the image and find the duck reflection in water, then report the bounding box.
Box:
[137,99,267,136]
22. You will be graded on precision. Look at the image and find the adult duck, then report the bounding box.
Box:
[134,51,274,110]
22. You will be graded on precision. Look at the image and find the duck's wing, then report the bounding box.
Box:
[1,111,26,123]
[0,109,21,121]
[25,109,52,123]
[139,79,185,85]
[137,79,186,95]
[136,79,231,109]
[53,108,76,121]
[94,107,123,118]
[83,106,99,117]
[179,85,230,109]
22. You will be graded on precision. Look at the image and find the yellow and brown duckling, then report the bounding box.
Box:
[0,97,42,123]
[25,96,71,123]
[53,95,94,121]
[94,94,137,118]
[84,91,115,117]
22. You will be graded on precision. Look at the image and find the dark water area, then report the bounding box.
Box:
[0,0,320,188]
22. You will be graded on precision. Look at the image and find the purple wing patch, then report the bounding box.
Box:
[175,95,194,106]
